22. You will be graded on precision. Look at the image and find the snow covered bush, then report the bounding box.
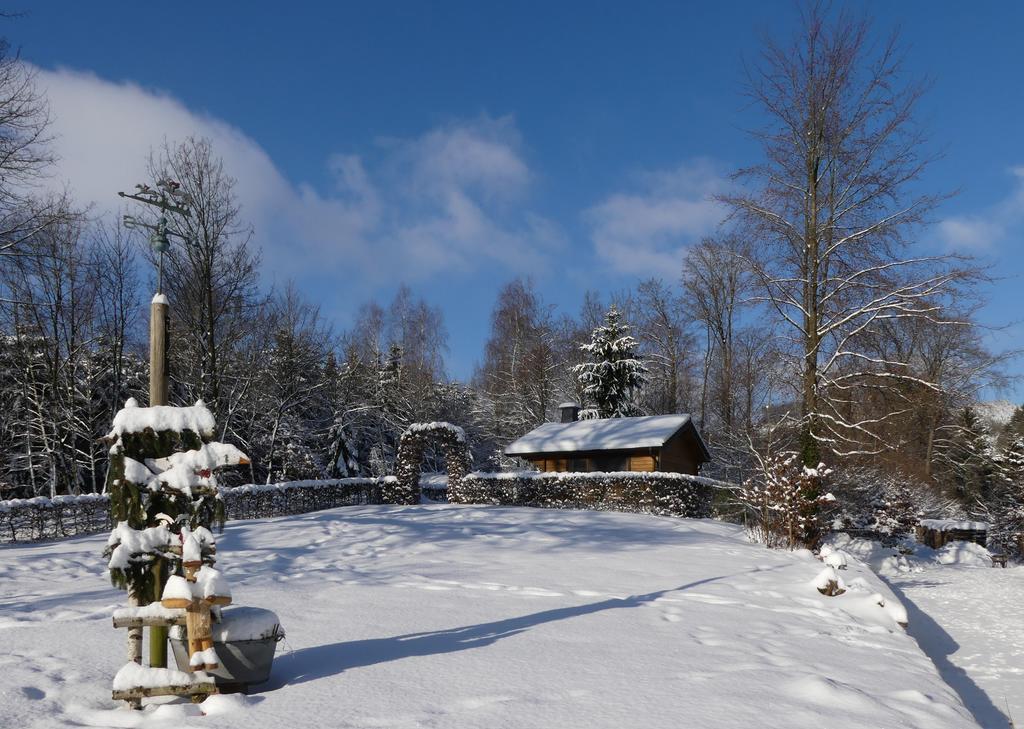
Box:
[827,466,939,541]
[451,470,715,518]
[740,452,833,549]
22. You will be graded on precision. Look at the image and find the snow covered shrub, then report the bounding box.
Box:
[828,466,933,540]
[741,452,833,550]
[453,471,716,518]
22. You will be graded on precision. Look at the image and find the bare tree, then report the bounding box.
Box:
[148,137,262,413]
[722,4,977,465]
[258,282,333,482]
[476,278,560,442]
[682,236,755,431]
[0,37,68,259]
[632,278,695,415]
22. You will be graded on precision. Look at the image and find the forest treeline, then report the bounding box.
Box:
[0,9,1022,551]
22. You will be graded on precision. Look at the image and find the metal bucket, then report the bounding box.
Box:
[169,606,284,692]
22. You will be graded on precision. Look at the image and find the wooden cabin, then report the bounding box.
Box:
[504,404,711,476]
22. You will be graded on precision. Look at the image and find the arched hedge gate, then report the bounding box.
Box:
[387,422,471,505]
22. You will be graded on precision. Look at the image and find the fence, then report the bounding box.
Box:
[0,477,397,544]
[1,471,726,544]
[0,494,113,543]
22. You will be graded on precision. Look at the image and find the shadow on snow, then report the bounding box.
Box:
[267,573,739,689]
[884,578,1010,729]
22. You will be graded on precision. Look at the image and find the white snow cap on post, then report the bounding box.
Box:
[196,566,232,602]
[152,293,168,305]
[182,533,203,565]
[161,574,193,603]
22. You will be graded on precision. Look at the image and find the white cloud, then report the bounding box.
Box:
[34,66,559,291]
[584,159,727,276]
[937,166,1024,252]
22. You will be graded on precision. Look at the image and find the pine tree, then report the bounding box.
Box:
[999,404,1024,449]
[573,306,648,418]
[934,406,1006,506]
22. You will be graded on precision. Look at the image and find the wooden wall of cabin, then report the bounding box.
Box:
[529,452,658,473]
[657,431,701,475]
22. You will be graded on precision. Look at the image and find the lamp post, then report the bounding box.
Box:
[117,179,191,668]
[118,180,191,408]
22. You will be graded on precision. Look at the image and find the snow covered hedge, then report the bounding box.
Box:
[0,477,398,543]
[220,477,394,520]
[0,493,112,542]
[450,470,718,518]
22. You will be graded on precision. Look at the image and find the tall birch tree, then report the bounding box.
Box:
[723,4,974,466]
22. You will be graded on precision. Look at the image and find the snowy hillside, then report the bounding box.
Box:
[1,506,980,728]
[975,399,1017,434]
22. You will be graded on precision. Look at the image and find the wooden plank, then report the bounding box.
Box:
[113,615,188,629]
[628,455,656,472]
[112,682,217,701]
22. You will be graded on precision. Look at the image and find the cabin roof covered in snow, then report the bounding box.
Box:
[504,414,710,460]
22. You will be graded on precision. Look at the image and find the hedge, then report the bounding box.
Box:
[0,477,398,544]
[449,470,720,518]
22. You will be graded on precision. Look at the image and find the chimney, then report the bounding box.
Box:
[559,402,581,423]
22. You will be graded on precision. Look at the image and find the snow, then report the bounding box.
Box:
[182,533,203,564]
[108,399,216,438]
[404,421,467,442]
[973,399,1016,431]
[112,604,186,622]
[151,293,168,305]
[827,533,1023,727]
[0,492,108,513]
[189,647,219,668]
[147,442,250,475]
[919,519,990,532]
[224,476,386,497]
[812,565,846,593]
[209,607,281,642]
[0,506,986,728]
[106,522,172,570]
[161,575,193,603]
[195,566,231,600]
[503,414,695,455]
[112,662,211,691]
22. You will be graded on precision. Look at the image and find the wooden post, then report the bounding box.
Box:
[149,293,169,668]
[149,294,169,408]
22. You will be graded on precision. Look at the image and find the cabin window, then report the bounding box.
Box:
[594,456,627,472]
[569,458,591,472]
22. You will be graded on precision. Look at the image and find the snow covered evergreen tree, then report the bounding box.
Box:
[933,406,1006,507]
[573,306,648,418]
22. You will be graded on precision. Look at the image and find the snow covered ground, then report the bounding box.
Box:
[1,506,981,728]
[831,533,1023,728]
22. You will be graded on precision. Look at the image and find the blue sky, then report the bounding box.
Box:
[11,2,1024,397]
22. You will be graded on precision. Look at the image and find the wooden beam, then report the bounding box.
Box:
[113,615,188,629]
[112,682,217,701]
